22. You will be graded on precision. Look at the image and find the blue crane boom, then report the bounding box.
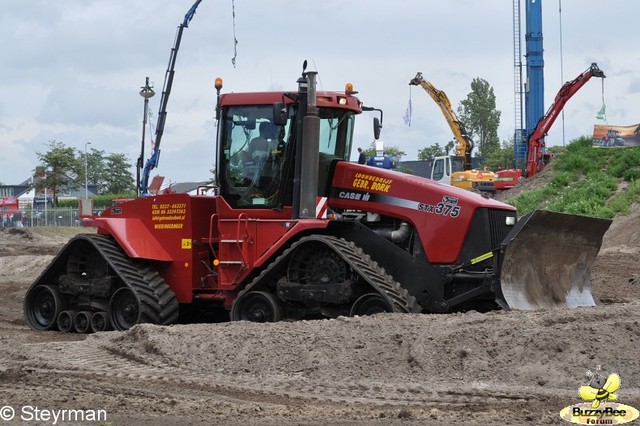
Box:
[517,0,544,171]
[140,0,203,196]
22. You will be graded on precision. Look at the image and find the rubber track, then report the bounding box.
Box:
[76,234,179,327]
[235,235,421,314]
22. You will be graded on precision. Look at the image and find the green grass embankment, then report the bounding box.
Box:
[508,136,640,219]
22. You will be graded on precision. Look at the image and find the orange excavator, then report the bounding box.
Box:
[409,73,495,192]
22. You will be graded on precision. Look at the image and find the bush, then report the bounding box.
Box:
[91,193,136,208]
[549,171,573,188]
[507,138,640,219]
[58,199,79,208]
[623,168,640,182]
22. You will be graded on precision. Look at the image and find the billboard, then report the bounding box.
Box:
[593,123,640,147]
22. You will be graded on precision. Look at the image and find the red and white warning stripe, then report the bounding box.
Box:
[316,197,328,219]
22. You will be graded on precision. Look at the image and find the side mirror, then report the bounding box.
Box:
[373,117,381,140]
[273,102,287,126]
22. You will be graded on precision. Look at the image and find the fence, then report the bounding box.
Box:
[1,207,83,228]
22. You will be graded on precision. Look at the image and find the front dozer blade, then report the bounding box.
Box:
[497,210,612,310]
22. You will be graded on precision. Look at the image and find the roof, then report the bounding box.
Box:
[219,91,362,113]
[1,176,98,199]
[0,184,31,198]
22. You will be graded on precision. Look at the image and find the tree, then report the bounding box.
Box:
[364,142,406,161]
[81,148,108,194]
[417,140,456,160]
[457,78,501,158]
[103,153,135,194]
[35,140,83,206]
[209,165,217,184]
[485,138,516,171]
[78,148,134,195]
[36,141,134,201]
[86,149,105,185]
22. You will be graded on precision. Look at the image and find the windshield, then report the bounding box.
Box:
[218,104,355,209]
[318,108,355,160]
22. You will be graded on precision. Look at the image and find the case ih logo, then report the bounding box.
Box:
[337,191,371,202]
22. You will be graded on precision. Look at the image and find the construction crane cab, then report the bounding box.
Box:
[409,73,495,192]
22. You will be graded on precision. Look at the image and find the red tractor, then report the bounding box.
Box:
[23,64,612,333]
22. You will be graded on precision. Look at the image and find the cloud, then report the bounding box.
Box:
[37,81,137,128]
[628,79,640,94]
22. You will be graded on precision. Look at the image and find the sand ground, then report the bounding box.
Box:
[0,205,638,425]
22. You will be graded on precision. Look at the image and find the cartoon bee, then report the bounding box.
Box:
[579,372,620,408]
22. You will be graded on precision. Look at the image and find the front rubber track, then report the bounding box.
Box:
[24,234,179,331]
[233,235,422,315]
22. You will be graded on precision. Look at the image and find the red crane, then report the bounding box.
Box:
[526,62,605,177]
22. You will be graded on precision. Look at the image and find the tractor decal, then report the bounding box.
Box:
[351,172,393,193]
[331,187,462,219]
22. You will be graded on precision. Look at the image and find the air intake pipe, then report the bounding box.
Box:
[373,221,411,243]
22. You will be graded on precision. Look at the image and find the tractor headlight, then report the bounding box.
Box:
[506,216,516,226]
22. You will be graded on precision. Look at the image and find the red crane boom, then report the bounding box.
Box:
[526,63,605,177]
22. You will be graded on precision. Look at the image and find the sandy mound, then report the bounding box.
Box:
[96,302,640,394]
[600,203,640,254]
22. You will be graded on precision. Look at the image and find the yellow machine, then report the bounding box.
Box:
[409,73,495,192]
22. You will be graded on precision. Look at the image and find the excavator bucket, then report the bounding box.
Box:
[497,210,612,310]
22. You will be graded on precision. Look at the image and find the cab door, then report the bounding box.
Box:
[430,156,452,185]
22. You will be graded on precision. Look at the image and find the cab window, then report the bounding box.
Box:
[220,105,290,208]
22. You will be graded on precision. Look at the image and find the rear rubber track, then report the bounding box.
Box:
[73,234,179,327]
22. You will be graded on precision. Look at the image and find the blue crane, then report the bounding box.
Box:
[524,0,545,164]
[514,0,544,171]
[139,0,203,196]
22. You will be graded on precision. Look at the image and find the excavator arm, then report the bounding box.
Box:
[409,73,474,170]
[526,63,605,177]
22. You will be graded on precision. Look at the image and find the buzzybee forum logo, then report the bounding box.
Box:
[559,365,639,424]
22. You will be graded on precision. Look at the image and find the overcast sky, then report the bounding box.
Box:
[1,0,638,185]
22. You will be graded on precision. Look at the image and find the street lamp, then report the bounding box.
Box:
[84,141,92,199]
[137,77,155,197]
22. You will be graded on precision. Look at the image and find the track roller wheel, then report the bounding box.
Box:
[287,243,349,285]
[90,311,112,332]
[109,287,140,331]
[73,311,92,333]
[57,310,76,333]
[350,293,394,317]
[230,291,282,322]
[24,285,65,330]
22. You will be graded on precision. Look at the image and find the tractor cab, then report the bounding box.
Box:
[215,83,363,211]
